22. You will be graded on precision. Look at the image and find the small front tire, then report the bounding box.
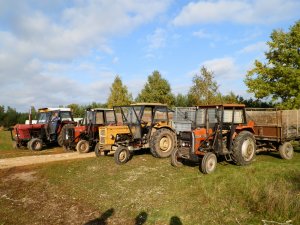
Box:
[171,148,183,167]
[114,146,130,165]
[76,140,90,153]
[28,138,43,151]
[200,152,217,174]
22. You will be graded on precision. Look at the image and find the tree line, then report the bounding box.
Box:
[2,20,299,127]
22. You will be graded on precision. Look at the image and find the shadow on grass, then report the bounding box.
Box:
[84,209,182,225]
[256,151,282,159]
[84,208,114,225]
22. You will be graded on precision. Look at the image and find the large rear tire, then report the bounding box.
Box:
[279,142,294,160]
[200,152,217,174]
[114,146,130,165]
[150,128,176,158]
[232,131,256,166]
[28,138,43,151]
[76,140,90,153]
[58,124,75,147]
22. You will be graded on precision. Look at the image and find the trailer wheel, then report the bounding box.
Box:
[150,128,176,158]
[114,146,130,165]
[232,131,256,166]
[171,148,183,167]
[58,124,75,147]
[279,142,294,160]
[200,152,217,174]
[76,140,90,153]
[28,138,43,151]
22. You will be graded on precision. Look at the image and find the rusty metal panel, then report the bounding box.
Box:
[246,109,300,141]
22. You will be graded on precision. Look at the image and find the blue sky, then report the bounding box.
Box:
[0,0,299,111]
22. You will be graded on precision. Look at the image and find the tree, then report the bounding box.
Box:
[107,76,132,108]
[245,20,300,109]
[188,66,220,105]
[67,104,85,118]
[222,92,238,104]
[175,94,189,107]
[136,70,175,106]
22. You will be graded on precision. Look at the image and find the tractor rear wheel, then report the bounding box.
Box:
[279,142,294,160]
[114,146,130,165]
[150,128,176,158]
[58,124,75,147]
[200,152,217,174]
[28,138,43,151]
[171,148,183,167]
[76,140,90,153]
[232,131,256,166]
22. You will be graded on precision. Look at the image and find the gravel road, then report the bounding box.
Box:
[0,152,95,169]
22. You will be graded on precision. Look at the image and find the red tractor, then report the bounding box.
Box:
[11,108,76,151]
[171,104,256,174]
[62,108,116,153]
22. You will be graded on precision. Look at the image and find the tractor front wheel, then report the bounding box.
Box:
[12,141,21,149]
[28,138,43,151]
[232,131,256,166]
[114,146,130,165]
[200,152,217,174]
[150,128,176,158]
[76,140,90,153]
[279,142,294,160]
[171,148,183,167]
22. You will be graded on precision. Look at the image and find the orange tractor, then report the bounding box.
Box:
[11,108,76,151]
[171,104,256,174]
[62,108,116,153]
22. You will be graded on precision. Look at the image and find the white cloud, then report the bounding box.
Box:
[201,57,240,79]
[238,41,267,54]
[192,30,212,39]
[147,28,167,50]
[173,0,300,26]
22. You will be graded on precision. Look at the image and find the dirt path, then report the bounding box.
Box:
[0,152,95,169]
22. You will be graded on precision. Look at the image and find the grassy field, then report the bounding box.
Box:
[0,130,300,224]
[0,130,65,158]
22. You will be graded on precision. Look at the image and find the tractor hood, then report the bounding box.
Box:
[13,123,45,140]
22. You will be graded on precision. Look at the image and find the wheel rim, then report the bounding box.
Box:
[159,135,171,152]
[33,141,41,150]
[284,144,293,158]
[241,138,255,161]
[206,155,216,173]
[80,142,89,152]
[118,149,127,162]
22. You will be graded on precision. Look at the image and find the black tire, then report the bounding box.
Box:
[279,142,294,160]
[171,148,183,167]
[76,140,90,153]
[150,128,176,158]
[63,144,73,152]
[200,152,217,174]
[94,143,102,157]
[232,131,256,166]
[58,124,75,147]
[12,141,20,149]
[114,146,130,165]
[28,138,43,151]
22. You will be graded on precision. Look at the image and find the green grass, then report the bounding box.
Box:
[0,130,300,224]
[0,130,64,158]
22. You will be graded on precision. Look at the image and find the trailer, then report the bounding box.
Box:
[246,108,298,160]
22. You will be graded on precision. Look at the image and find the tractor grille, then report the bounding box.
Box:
[99,128,106,144]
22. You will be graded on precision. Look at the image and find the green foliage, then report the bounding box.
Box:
[188,66,221,105]
[107,75,133,108]
[136,71,175,106]
[237,96,275,108]
[245,20,300,109]
[174,93,189,107]
[67,104,85,118]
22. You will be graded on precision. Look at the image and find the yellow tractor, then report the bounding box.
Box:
[95,103,176,164]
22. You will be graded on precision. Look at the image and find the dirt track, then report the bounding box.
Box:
[0,152,95,169]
